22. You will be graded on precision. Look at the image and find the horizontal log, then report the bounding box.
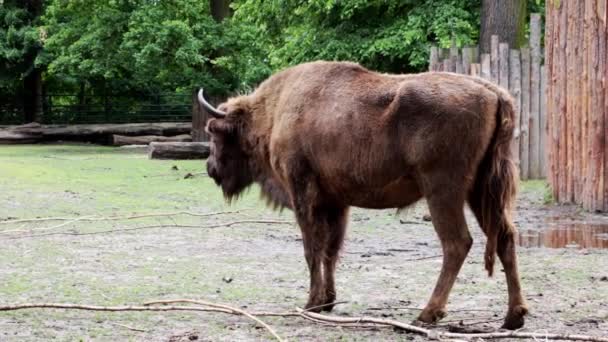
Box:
[0,122,191,145]
[0,131,41,144]
[111,134,191,146]
[148,142,210,160]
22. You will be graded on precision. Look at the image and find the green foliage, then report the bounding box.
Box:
[1,0,547,123]
[0,1,43,94]
[42,0,270,96]
[233,0,480,73]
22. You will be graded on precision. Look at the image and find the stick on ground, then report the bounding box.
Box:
[1,301,606,341]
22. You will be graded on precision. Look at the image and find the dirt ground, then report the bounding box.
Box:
[0,145,607,341]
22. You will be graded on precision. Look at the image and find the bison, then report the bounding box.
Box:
[199,61,528,329]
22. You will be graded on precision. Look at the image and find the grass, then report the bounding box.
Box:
[519,179,554,204]
[0,144,271,220]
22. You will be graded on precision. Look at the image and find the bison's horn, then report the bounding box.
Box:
[198,88,227,118]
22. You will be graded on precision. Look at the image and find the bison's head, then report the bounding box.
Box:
[199,89,253,201]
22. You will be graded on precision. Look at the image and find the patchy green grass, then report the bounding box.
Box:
[0,144,271,219]
[520,179,555,204]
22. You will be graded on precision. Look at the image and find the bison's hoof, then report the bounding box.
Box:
[501,305,528,330]
[304,299,326,313]
[303,303,323,313]
[417,307,447,324]
[321,292,336,312]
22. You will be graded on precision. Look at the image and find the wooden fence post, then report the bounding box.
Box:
[470,63,480,77]
[509,50,522,167]
[462,47,475,74]
[520,47,531,180]
[491,35,499,83]
[540,66,547,178]
[498,43,510,90]
[529,13,542,179]
[480,54,491,80]
[558,0,568,203]
[430,46,440,71]
[450,45,460,73]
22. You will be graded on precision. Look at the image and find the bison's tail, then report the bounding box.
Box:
[470,90,518,277]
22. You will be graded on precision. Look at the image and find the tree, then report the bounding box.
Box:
[0,0,44,122]
[479,0,527,53]
[42,0,268,98]
[233,0,480,74]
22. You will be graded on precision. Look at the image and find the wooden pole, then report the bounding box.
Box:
[520,47,531,180]
[509,50,522,167]
[589,0,601,209]
[470,63,481,77]
[545,2,554,190]
[565,4,575,199]
[450,45,460,73]
[550,2,561,198]
[499,43,510,90]
[462,47,474,74]
[540,66,547,178]
[491,35,500,83]
[481,54,491,80]
[558,0,568,203]
[529,14,542,179]
[604,0,608,210]
[430,46,440,71]
[572,1,584,202]
[596,0,606,210]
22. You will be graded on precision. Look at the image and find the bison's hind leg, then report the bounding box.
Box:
[468,195,528,330]
[417,184,472,325]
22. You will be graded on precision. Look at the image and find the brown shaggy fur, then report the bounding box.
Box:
[204,61,528,329]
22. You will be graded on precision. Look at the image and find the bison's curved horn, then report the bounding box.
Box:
[198,88,227,118]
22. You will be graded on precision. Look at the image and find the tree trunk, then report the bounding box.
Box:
[22,69,43,123]
[210,0,231,22]
[479,0,527,54]
[22,0,44,123]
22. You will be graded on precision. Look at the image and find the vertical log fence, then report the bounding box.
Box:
[429,14,546,181]
[546,0,607,212]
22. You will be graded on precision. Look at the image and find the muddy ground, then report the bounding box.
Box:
[0,145,607,341]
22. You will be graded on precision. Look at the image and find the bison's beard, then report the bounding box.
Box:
[207,160,254,203]
[220,174,253,203]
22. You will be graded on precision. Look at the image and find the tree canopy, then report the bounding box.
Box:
[234,0,480,74]
[0,0,545,123]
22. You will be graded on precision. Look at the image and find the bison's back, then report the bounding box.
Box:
[262,62,500,208]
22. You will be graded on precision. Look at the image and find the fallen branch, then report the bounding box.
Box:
[6,219,294,239]
[297,309,608,341]
[110,322,147,332]
[0,302,289,341]
[143,299,284,341]
[0,209,250,226]
[1,216,95,235]
[1,301,606,341]
[402,254,443,262]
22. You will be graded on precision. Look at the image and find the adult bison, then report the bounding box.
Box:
[199,61,528,329]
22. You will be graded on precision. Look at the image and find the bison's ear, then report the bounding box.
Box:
[206,118,237,135]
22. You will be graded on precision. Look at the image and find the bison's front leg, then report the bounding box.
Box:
[293,203,348,313]
[288,173,347,312]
